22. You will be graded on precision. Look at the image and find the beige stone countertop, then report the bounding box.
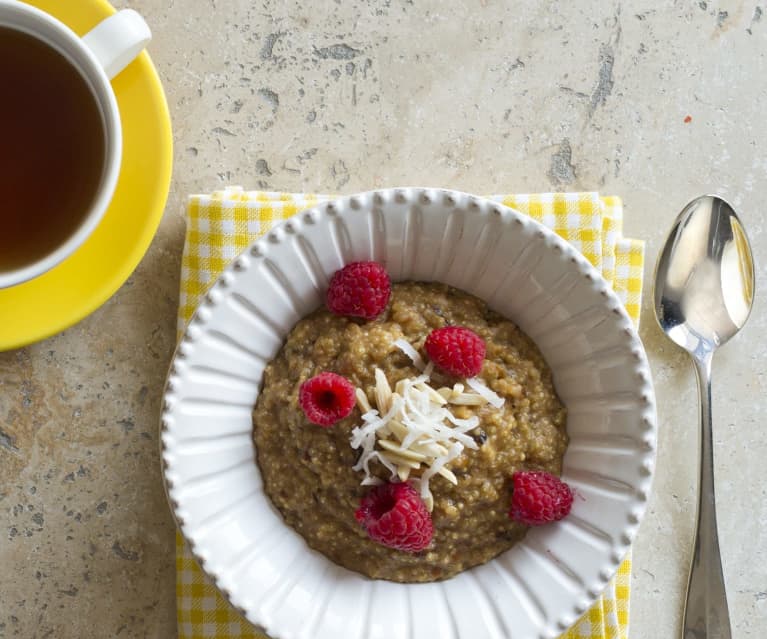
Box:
[2,0,766,637]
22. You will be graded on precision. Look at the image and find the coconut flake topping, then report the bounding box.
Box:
[350,340,506,511]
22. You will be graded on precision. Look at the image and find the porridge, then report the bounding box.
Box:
[252,274,568,583]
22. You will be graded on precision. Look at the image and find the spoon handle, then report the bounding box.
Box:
[683,354,731,639]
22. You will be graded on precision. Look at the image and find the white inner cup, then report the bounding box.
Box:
[0,0,151,289]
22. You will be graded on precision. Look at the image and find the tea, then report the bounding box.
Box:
[0,26,106,273]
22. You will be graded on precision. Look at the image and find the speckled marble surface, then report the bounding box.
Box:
[1,0,766,637]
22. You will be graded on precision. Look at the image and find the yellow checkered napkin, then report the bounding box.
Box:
[176,188,645,639]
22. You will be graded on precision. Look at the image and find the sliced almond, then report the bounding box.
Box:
[436,387,452,400]
[386,419,410,441]
[437,466,458,485]
[448,393,486,406]
[452,383,465,395]
[397,465,411,482]
[355,388,372,413]
[411,440,449,458]
[378,439,428,461]
[379,450,421,469]
[414,382,448,406]
[374,368,393,413]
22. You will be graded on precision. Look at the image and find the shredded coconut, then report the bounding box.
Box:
[466,376,505,409]
[350,340,506,511]
[393,338,426,371]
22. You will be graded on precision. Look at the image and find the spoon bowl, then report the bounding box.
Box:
[654,195,755,358]
[653,194,755,639]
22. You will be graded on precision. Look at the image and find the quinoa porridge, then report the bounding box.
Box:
[252,281,567,583]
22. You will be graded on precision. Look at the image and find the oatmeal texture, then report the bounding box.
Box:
[252,282,567,583]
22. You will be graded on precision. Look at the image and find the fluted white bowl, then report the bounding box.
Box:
[161,188,656,639]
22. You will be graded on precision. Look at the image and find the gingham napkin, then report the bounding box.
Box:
[176,188,644,639]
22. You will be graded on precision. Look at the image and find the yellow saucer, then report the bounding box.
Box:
[0,0,172,351]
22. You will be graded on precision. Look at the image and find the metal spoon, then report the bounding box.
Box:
[653,195,755,639]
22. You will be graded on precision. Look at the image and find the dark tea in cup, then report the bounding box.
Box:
[0,26,106,273]
[0,3,150,289]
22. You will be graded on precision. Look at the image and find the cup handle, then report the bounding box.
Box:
[81,9,151,80]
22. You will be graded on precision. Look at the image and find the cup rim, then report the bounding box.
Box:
[0,0,123,289]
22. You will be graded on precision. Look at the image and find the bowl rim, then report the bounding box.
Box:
[160,186,657,637]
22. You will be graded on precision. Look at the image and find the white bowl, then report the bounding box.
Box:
[161,188,656,639]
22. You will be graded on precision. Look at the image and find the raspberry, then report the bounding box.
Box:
[509,471,573,526]
[299,372,356,427]
[355,482,433,552]
[326,261,391,320]
[423,326,486,377]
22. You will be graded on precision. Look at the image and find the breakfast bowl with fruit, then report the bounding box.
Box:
[161,188,656,639]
